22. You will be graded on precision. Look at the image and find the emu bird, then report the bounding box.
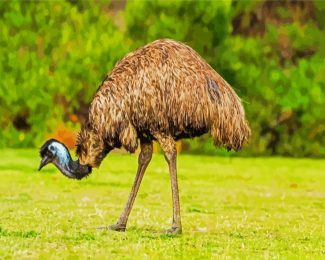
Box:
[39,39,250,234]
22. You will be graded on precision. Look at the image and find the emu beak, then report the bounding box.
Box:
[38,155,52,171]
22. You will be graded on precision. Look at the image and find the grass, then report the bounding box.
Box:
[0,149,324,259]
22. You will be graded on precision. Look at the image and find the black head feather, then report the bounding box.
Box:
[39,138,59,157]
[39,138,71,158]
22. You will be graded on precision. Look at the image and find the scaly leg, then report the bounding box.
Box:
[109,141,153,232]
[156,134,182,234]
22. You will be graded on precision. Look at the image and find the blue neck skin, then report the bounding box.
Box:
[50,141,91,180]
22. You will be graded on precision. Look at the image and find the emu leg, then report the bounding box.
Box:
[156,135,182,234]
[109,142,153,232]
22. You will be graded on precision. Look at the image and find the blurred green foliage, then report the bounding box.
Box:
[0,0,324,156]
[0,1,127,147]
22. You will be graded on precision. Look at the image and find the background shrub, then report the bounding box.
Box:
[0,1,127,147]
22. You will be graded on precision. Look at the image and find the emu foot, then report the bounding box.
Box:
[165,226,182,235]
[108,223,126,232]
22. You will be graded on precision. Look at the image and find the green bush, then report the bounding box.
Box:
[125,0,232,52]
[216,3,325,157]
[0,1,127,147]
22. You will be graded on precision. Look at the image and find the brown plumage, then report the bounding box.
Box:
[76,39,250,167]
[40,39,250,234]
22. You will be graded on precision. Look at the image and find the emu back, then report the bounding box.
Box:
[80,39,250,163]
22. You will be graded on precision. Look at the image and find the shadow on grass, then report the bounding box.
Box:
[0,227,39,238]
[79,181,130,188]
[126,226,184,240]
[64,232,96,241]
[95,225,182,240]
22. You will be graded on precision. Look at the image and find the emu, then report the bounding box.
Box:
[39,39,250,234]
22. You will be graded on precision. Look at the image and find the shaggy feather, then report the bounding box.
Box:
[76,39,250,167]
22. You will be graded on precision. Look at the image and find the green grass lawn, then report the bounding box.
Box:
[0,149,324,258]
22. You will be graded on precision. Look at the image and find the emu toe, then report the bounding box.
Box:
[108,223,126,232]
[165,226,182,235]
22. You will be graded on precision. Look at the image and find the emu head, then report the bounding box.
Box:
[38,139,92,180]
[75,124,110,168]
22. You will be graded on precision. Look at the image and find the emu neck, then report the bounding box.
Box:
[52,146,92,180]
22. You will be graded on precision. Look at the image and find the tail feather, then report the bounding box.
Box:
[206,76,251,151]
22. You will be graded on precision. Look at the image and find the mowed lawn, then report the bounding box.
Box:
[0,149,324,259]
